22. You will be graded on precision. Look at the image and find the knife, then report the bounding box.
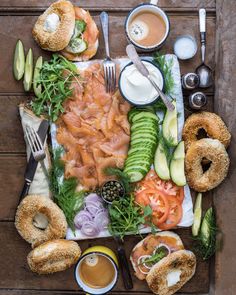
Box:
[19,120,49,201]
[126,44,175,111]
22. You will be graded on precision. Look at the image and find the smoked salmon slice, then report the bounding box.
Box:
[56,62,131,190]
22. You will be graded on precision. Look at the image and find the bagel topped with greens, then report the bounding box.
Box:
[32,0,99,61]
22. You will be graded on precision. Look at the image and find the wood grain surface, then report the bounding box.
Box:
[214,1,236,294]
[1,0,235,295]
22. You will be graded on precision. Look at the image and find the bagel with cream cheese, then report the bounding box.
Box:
[27,239,81,274]
[183,111,231,151]
[32,0,99,60]
[185,138,230,192]
[15,195,67,248]
[146,250,196,295]
[130,232,184,280]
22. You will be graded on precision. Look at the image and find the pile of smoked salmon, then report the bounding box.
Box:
[57,63,131,190]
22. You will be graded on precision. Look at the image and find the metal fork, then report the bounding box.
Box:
[100,11,116,93]
[25,125,49,180]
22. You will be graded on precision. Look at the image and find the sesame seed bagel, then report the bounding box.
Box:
[15,195,67,248]
[27,239,81,274]
[32,0,75,51]
[146,250,196,295]
[183,112,231,151]
[185,138,230,192]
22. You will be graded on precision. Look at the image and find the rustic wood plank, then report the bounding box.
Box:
[214,1,236,294]
[0,222,210,293]
[0,14,215,94]
[0,0,216,10]
[0,96,28,153]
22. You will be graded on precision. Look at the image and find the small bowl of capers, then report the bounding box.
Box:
[100,180,125,204]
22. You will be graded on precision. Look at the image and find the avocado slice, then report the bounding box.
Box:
[33,56,43,97]
[23,48,33,92]
[163,100,178,146]
[170,141,186,186]
[13,40,25,80]
[154,140,170,180]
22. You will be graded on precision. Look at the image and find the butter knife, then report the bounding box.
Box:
[19,120,49,200]
[126,44,175,111]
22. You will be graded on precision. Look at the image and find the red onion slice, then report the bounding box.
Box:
[81,221,99,236]
[85,193,102,203]
[137,255,152,274]
[94,211,109,231]
[74,210,93,229]
[85,200,104,216]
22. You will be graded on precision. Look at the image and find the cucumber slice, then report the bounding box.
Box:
[200,207,214,248]
[131,138,157,147]
[131,123,158,132]
[132,112,159,123]
[23,48,33,92]
[131,133,157,142]
[163,100,178,146]
[154,140,170,180]
[125,162,151,172]
[128,108,140,122]
[170,141,186,186]
[67,38,87,54]
[192,193,202,237]
[13,39,25,80]
[33,56,43,97]
[128,146,155,156]
[131,129,158,139]
[124,171,145,182]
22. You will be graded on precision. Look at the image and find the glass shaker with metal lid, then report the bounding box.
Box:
[182,73,200,90]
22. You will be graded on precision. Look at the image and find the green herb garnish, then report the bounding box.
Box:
[153,52,175,96]
[194,207,218,260]
[31,54,81,122]
[49,147,85,229]
[108,195,153,240]
[139,249,166,266]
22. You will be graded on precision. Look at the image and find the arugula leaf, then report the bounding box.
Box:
[31,54,81,122]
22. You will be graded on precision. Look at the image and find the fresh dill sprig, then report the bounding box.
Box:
[49,147,85,229]
[194,207,218,260]
[104,167,133,193]
[31,54,81,122]
[153,52,175,96]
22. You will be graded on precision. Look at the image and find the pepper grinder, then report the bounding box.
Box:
[189,92,207,109]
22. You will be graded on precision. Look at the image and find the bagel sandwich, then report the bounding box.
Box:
[32,0,99,61]
[130,231,184,280]
[146,250,196,295]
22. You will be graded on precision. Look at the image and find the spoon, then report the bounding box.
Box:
[196,8,213,88]
[126,44,175,111]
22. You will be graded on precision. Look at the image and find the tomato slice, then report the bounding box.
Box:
[158,196,183,230]
[175,187,184,204]
[135,189,169,225]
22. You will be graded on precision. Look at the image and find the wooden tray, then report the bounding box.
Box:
[0,1,235,295]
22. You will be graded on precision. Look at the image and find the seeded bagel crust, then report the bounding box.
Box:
[146,250,196,295]
[183,112,231,150]
[185,138,230,192]
[27,239,81,274]
[32,0,75,51]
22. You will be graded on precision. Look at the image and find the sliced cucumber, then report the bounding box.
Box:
[154,140,170,180]
[131,133,157,142]
[131,122,158,132]
[124,171,144,182]
[200,207,214,248]
[128,108,140,122]
[163,100,178,146]
[23,48,33,92]
[132,111,159,123]
[192,193,202,237]
[170,141,186,186]
[33,56,43,97]
[131,138,157,147]
[67,38,87,54]
[13,39,25,80]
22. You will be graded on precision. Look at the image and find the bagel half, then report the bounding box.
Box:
[183,111,231,150]
[32,0,75,51]
[27,239,81,274]
[185,138,230,192]
[146,250,196,295]
[15,195,67,248]
[130,232,184,280]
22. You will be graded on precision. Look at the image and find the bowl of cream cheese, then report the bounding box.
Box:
[118,60,164,106]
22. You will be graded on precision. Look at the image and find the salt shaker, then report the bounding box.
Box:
[189,92,207,109]
[182,73,200,90]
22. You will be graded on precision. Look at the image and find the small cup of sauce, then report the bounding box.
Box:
[119,60,164,106]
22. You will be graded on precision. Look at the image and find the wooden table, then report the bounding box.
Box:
[0,1,235,294]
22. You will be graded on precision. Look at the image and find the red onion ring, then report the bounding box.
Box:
[74,210,93,229]
[94,211,109,231]
[81,221,99,236]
